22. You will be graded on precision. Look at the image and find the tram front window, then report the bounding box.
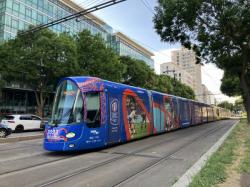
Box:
[51,80,83,126]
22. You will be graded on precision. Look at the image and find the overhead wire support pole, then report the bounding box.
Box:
[19,0,127,35]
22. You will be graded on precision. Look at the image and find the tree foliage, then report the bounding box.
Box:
[234,97,245,113]
[173,80,196,100]
[120,56,155,88]
[220,71,241,97]
[154,0,250,123]
[1,29,79,116]
[0,29,196,116]
[119,56,195,99]
[218,101,234,111]
[76,30,125,82]
[152,74,173,94]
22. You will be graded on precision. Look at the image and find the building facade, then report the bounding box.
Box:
[201,84,209,104]
[0,0,154,63]
[111,32,154,68]
[201,84,216,105]
[160,62,193,87]
[171,48,203,102]
[0,0,110,41]
[0,0,154,116]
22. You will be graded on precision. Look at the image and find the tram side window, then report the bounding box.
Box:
[86,92,101,128]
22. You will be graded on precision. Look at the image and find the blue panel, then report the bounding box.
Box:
[107,93,121,144]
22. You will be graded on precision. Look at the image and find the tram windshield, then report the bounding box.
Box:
[51,80,83,126]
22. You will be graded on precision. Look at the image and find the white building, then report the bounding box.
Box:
[171,48,203,102]
[200,84,217,105]
[160,47,217,104]
[160,62,193,88]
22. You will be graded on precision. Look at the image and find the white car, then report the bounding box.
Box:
[1,114,42,132]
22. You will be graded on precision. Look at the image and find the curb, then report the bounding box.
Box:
[172,120,240,187]
[0,134,43,144]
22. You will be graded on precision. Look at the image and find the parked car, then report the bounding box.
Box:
[0,123,12,138]
[40,118,50,130]
[1,114,42,132]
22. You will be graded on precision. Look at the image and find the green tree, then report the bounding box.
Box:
[152,74,173,94]
[234,98,245,114]
[172,79,195,100]
[119,56,195,99]
[221,71,241,97]
[154,0,250,123]
[218,101,234,111]
[120,56,155,88]
[0,39,22,88]
[75,30,125,82]
[0,29,79,116]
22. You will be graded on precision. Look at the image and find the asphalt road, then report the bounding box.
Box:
[0,119,238,187]
[7,131,43,138]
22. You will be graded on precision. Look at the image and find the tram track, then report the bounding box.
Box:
[36,120,232,187]
[0,127,184,178]
[0,153,77,176]
[113,120,237,187]
[0,121,222,178]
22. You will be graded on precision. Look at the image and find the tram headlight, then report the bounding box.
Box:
[66,132,75,138]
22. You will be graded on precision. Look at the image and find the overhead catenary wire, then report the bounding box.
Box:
[195,93,226,96]
[144,0,154,11]
[74,1,230,102]
[140,0,155,14]
[81,0,106,9]
[19,0,127,35]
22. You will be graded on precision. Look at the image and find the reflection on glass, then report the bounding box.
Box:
[51,80,83,126]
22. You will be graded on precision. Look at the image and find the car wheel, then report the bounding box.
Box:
[0,129,7,138]
[15,125,24,133]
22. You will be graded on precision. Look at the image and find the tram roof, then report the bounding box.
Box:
[61,76,214,107]
[61,76,148,92]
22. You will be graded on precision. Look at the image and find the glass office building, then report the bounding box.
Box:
[111,32,154,68]
[0,0,154,116]
[0,0,154,64]
[0,0,109,41]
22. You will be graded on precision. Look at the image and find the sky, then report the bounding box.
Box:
[73,0,235,103]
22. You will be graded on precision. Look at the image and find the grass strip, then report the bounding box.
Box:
[189,120,242,187]
[240,121,250,173]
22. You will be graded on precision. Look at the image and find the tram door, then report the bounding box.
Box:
[107,92,121,144]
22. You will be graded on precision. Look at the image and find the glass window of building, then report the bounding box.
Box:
[25,7,32,21]
[5,15,11,27]
[11,18,18,29]
[37,0,43,10]
[6,0,12,12]
[19,4,25,19]
[12,1,19,16]
[37,13,43,23]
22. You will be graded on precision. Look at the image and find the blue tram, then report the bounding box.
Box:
[44,76,230,151]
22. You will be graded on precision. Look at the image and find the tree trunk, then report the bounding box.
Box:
[245,94,250,124]
[239,54,250,124]
[34,91,45,117]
